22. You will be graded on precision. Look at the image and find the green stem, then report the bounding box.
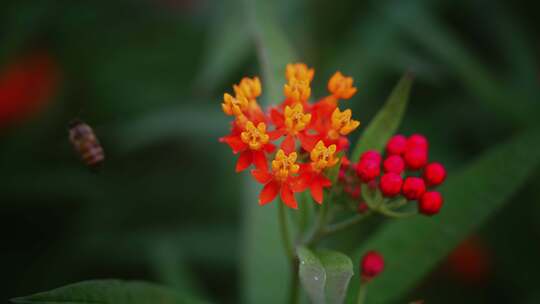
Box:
[279,202,294,260]
[323,211,372,235]
[357,282,368,304]
[288,259,300,304]
[303,197,330,245]
[278,202,299,304]
[386,197,408,209]
[377,205,417,218]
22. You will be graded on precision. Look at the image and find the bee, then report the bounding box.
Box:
[68,119,104,167]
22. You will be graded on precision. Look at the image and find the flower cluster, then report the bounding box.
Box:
[220,63,361,209]
[340,134,446,215]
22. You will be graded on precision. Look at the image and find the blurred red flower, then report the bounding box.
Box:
[447,236,492,285]
[0,53,60,128]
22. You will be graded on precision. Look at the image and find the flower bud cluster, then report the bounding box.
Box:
[340,134,446,215]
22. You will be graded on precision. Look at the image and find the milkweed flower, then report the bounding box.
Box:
[270,103,313,153]
[296,140,339,204]
[219,63,361,208]
[252,149,301,209]
[221,121,276,172]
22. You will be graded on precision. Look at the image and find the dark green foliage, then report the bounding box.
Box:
[2,0,540,303]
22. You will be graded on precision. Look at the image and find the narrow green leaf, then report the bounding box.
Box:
[107,105,227,154]
[351,73,413,161]
[11,280,208,304]
[147,241,206,299]
[347,128,540,303]
[241,1,296,303]
[395,6,533,123]
[245,0,296,104]
[298,247,354,304]
[194,0,251,92]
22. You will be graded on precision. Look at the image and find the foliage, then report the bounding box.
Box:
[2,0,539,304]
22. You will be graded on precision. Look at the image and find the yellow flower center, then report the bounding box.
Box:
[234,77,262,100]
[241,121,270,150]
[310,140,338,172]
[284,78,311,104]
[329,108,360,140]
[222,93,249,116]
[272,149,299,181]
[328,71,357,99]
[284,104,311,135]
[286,63,314,83]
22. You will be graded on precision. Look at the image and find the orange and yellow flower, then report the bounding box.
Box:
[220,62,361,208]
[296,141,339,204]
[251,149,301,208]
[270,103,314,153]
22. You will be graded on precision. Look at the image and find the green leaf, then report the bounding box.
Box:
[147,241,206,299]
[395,6,533,123]
[298,247,354,304]
[107,105,227,154]
[195,0,251,92]
[11,280,208,304]
[241,1,296,304]
[318,250,355,304]
[351,73,413,161]
[346,128,540,303]
[298,247,326,303]
[245,0,296,104]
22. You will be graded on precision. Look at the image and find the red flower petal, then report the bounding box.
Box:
[259,180,279,205]
[318,175,332,187]
[251,169,272,184]
[337,137,350,151]
[298,133,318,152]
[310,178,324,204]
[250,106,267,124]
[268,129,285,140]
[264,143,276,153]
[236,150,253,172]
[281,134,296,154]
[221,135,247,154]
[280,183,298,209]
[291,171,311,192]
[270,108,284,127]
[252,150,268,172]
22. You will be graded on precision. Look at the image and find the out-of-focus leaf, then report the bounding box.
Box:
[0,2,55,65]
[107,105,226,154]
[148,241,206,299]
[11,280,208,304]
[346,128,540,303]
[241,1,296,303]
[194,0,251,92]
[77,226,238,266]
[472,1,539,101]
[394,6,533,122]
[298,247,354,304]
[321,1,431,90]
[351,73,413,161]
[245,0,297,104]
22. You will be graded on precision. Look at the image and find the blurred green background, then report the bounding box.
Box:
[1,0,539,303]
